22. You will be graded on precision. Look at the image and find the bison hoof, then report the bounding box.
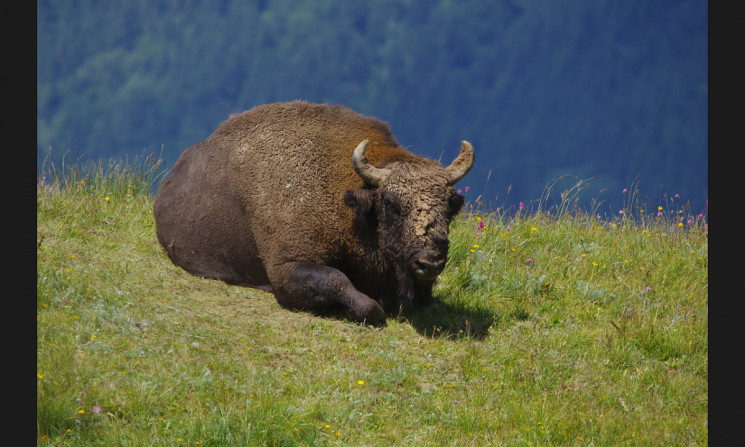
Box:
[350,299,387,327]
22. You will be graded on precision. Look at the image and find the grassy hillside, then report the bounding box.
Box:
[37,157,707,446]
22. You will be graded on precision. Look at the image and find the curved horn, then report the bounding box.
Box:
[352,140,391,187]
[445,140,475,185]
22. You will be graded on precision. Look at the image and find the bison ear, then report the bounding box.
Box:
[449,192,465,217]
[344,188,377,227]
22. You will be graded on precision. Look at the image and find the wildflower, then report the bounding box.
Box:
[91,334,97,339]
[530,225,537,232]
[473,244,480,249]
[622,188,628,194]
[478,220,485,229]
[580,253,586,258]
[678,222,683,227]
[79,409,85,414]
[93,406,101,414]
[675,194,680,199]
[618,210,624,215]
[657,211,662,217]
[465,186,470,192]
[525,258,532,264]
[519,202,524,210]
[358,380,365,385]
[37,373,44,379]
[453,400,460,404]
[645,287,651,292]
[104,196,110,202]
[457,189,462,194]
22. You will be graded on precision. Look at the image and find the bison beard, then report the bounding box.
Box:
[395,265,436,309]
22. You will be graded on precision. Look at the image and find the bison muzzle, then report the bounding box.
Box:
[153,101,474,326]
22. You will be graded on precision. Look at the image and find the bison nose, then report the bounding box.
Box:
[412,255,446,280]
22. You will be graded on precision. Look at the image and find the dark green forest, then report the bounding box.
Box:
[37,0,707,213]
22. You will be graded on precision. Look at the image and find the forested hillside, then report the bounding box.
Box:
[37,0,707,212]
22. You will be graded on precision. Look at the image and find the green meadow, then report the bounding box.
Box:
[37,157,707,446]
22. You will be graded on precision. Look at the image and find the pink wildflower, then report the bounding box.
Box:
[465,186,470,193]
[622,188,628,194]
[519,202,524,210]
[478,220,485,229]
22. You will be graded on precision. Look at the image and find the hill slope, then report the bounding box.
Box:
[37,161,707,445]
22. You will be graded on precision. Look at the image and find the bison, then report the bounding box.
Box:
[153,101,474,326]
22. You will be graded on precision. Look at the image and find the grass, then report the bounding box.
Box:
[37,155,707,446]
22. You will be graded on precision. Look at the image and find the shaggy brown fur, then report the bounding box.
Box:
[153,101,474,325]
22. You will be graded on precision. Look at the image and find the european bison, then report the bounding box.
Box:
[153,101,474,325]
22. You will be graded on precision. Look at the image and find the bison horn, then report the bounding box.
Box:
[445,140,475,185]
[352,140,391,187]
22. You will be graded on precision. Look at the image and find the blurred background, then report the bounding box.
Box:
[37,0,707,214]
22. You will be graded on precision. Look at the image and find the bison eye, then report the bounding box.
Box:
[382,193,401,217]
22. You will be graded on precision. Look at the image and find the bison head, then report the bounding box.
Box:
[344,140,474,308]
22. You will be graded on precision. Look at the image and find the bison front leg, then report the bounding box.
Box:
[270,262,387,326]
